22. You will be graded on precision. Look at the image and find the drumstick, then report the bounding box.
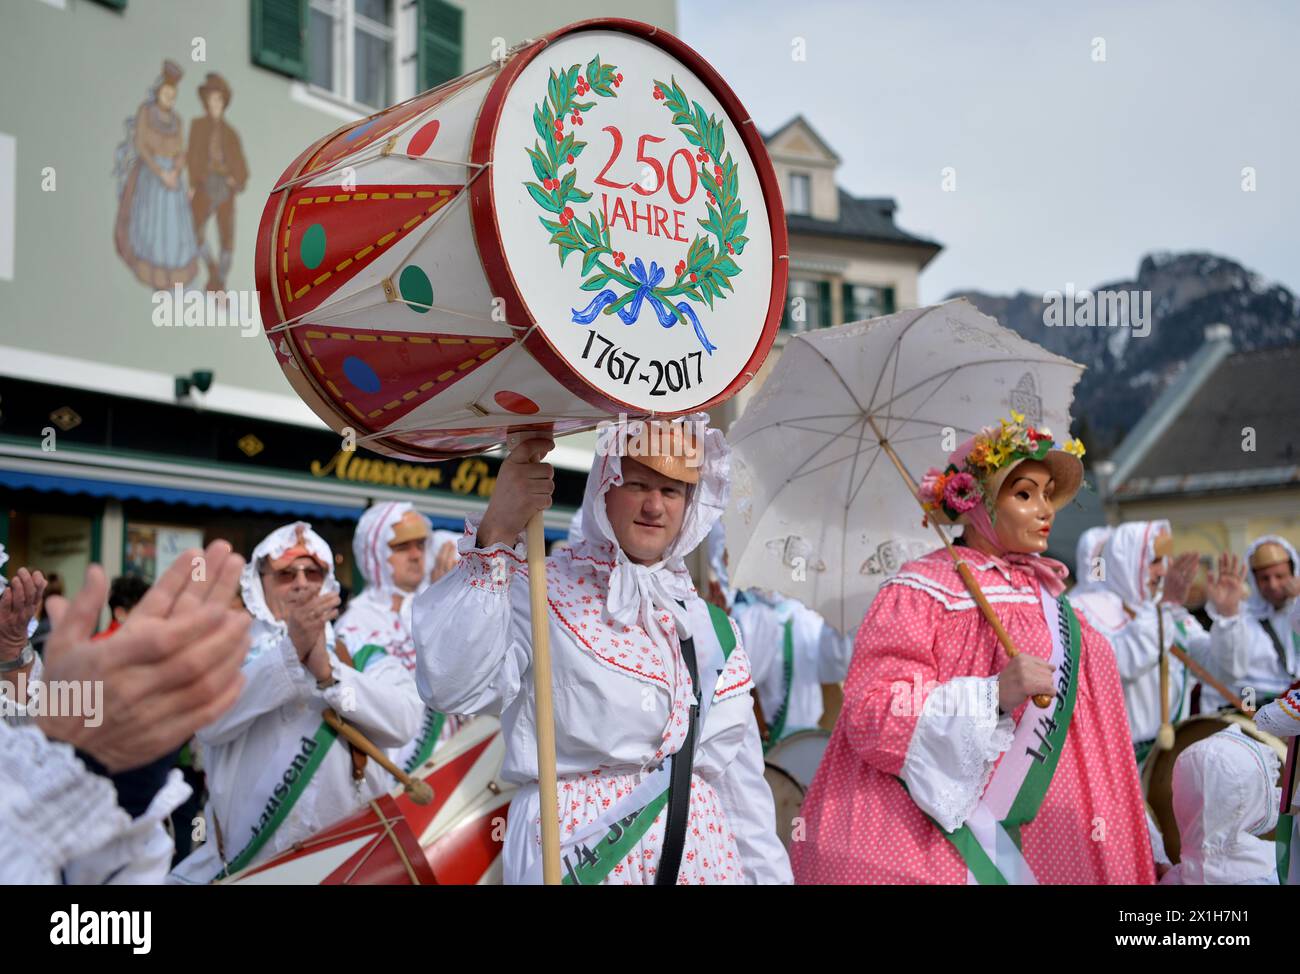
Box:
[1155,605,1174,751]
[1167,644,1253,715]
[322,709,434,805]
[526,510,563,885]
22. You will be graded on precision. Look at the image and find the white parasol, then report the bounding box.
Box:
[724,298,1085,638]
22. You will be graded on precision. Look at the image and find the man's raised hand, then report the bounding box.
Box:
[477,436,555,549]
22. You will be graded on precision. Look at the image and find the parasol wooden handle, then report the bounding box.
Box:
[526,511,562,885]
[865,416,1053,708]
[321,708,433,805]
[1167,643,1253,715]
[955,561,1054,710]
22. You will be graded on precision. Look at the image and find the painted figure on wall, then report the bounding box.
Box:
[188,72,248,292]
[112,59,201,289]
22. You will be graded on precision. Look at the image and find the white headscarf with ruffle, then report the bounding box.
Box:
[1071,525,1112,597]
[574,414,729,644]
[1071,520,1167,631]
[239,521,339,662]
[1162,725,1281,885]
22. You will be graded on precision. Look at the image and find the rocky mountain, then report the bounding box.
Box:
[948,252,1300,457]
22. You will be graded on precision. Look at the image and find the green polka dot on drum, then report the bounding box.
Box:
[399,265,433,313]
[300,224,327,270]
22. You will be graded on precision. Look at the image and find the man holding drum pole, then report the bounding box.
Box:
[412,415,791,884]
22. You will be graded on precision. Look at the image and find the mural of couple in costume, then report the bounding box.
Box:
[112,59,248,293]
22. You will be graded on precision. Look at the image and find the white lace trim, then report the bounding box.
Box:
[883,576,1039,613]
[900,676,1015,832]
[0,721,129,878]
[889,571,1031,600]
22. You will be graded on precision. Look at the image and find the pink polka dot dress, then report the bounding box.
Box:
[790,548,1156,885]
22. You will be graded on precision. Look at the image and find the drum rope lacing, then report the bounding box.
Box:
[336,800,423,885]
[263,165,496,336]
[270,61,498,197]
[265,31,749,452]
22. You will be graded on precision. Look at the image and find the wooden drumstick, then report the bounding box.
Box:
[526,510,563,885]
[1155,605,1174,751]
[1167,644,1252,715]
[322,709,434,805]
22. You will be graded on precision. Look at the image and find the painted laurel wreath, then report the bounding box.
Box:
[524,56,751,356]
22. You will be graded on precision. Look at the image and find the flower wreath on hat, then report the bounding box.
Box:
[917,411,1086,527]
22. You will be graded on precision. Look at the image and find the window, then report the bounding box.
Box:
[842,284,896,322]
[417,0,463,91]
[308,0,395,109]
[784,279,831,332]
[788,172,811,215]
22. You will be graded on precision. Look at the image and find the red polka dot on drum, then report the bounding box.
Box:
[494,389,540,414]
[407,119,441,157]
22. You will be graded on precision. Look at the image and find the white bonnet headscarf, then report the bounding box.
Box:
[239,521,339,660]
[576,413,729,642]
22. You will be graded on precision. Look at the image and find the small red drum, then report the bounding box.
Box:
[224,717,515,885]
[256,19,786,461]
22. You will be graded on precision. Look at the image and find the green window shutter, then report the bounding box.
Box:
[250,0,308,79]
[817,280,832,328]
[90,0,127,10]
[417,0,463,92]
[841,282,855,322]
[882,286,896,315]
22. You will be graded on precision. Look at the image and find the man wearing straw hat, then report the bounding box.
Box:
[338,503,465,773]
[171,522,422,882]
[413,415,791,884]
[792,413,1154,884]
[1201,535,1300,712]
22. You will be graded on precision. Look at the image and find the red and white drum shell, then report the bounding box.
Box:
[256,18,786,461]
[224,717,514,885]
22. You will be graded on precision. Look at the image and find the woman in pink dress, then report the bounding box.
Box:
[791,414,1155,884]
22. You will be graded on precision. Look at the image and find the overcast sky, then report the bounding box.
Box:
[678,0,1298,304]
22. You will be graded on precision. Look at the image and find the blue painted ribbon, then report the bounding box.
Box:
[570,257,717,355]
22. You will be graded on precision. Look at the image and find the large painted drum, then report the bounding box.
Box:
[224,718,514,885]
[1141,712,1286,864]
[256,19,787,461]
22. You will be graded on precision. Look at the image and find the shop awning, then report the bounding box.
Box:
[0,469,564,538]
[0,469,369,524]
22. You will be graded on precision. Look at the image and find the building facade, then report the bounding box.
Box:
[0,0,674,591]
[1102,325,1300,576]
[711,114,942,428]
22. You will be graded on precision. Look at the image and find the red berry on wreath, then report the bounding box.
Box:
[563,207,574,219]
[690,272,697,282]
[567,154,574,164]
[617,73,623,82]
[653,86,663,99]
[576,116,583,125]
